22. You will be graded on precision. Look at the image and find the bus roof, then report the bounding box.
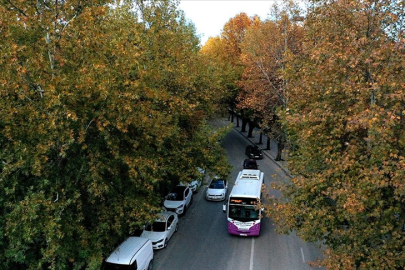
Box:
[229,169,264,199]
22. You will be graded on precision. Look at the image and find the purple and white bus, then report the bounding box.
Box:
[227,169,264,236]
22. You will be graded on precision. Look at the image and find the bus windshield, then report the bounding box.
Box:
[228,205,259,222]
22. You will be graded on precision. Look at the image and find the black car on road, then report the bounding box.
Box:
[243,159,258,169]
[245,145,263,159]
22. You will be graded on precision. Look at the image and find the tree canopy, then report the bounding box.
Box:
[0,0,231,269]
[270,0,405,268]
[237,3,304,143]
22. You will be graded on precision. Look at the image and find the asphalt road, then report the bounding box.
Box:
[153,123,324,270]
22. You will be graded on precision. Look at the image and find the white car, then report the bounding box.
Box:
[163,185,193,215]
[141,211,179,249]
[104,237,154,270]
[206,178,228,201]
[183,167,206,193]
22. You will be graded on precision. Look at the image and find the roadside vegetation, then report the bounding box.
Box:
[1,0,404,269]
[0,1,230,269]
[202,0,405,269]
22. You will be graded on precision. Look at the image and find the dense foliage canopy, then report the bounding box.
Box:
[272,0,405,269]
[0,0,230,269]
[202,0,405,268]
[3,0,405,268]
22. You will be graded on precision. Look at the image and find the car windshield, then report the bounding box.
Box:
[166,192,180,201]
[209,180,224,189]
[166,186,185,201]
[104,262,134,270]
[245,160,257,167]
[228,205,259,222]
[144,221,166,232]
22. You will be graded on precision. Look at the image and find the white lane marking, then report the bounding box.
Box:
[300,247,305,263]
[250,237,255,270]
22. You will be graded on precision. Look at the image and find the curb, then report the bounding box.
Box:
[233,126,292,179]
[209,117,292,178]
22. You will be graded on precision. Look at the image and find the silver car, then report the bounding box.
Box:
[206,178,228,201]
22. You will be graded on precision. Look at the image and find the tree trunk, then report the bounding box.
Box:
[258,132,263,144]
[275,141,284,161]
[241,118,248,132]
[266,137,271,150]
[247,121,255,138]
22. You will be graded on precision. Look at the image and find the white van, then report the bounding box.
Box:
[104,237,154,270]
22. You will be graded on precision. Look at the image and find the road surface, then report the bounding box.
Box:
[154,120,324,270]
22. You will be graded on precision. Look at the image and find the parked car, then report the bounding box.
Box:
[188,179,201,193]
[163,185,193,215]
[141,211,179,249]
[245,145,263,159]
[189,167,206,192]
[179,167,206,193]
[206,178,228,201]
[104,237,154,270]
[243,159,258,169]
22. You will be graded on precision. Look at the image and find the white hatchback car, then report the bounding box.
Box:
[163,185,193,215]
[182,167,206,193]
[206,178,228,201]
[141,211,179,249]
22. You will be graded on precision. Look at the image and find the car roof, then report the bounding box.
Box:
[155,211,175,221]
[105,237,151,265]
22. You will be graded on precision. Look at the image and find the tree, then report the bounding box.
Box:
[203,13,256,120]
[0,0,231,269]
[221,12,256,64]
[200,36,240,116]
[272,0,405,268]
[237,2,304,156]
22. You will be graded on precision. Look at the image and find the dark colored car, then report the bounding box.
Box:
[243,159,258,169]
[245,145,263,159]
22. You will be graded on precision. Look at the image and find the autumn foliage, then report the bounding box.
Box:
[201,0,405,269]
[0,0,230,269]
[237,7,303,141]
[272,0,405,269]
[3,0,405,268]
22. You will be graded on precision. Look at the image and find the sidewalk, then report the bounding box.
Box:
[211,117,291,178]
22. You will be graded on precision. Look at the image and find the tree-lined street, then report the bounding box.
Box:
[154,118,323,270]
[1,0,404,269]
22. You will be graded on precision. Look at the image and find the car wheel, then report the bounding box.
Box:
[148,259,154,270]
[164,239,168,248]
